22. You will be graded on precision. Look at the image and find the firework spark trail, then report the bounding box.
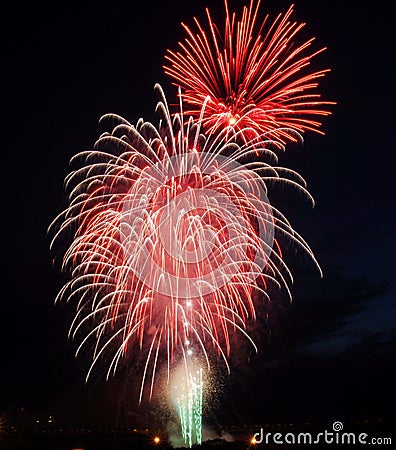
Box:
[49,84,319,402]
[164,0,334,144]
[171,361,203,447]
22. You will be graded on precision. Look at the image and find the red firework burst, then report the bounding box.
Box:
[49,86,320,399]
[164,0,334,143]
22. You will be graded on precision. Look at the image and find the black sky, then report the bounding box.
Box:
[2,0,396,434]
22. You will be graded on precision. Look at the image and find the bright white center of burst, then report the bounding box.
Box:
[228,116,237,125]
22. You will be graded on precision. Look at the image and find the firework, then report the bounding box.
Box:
[164,0,334,143]
[49,84,321,447]
[170,361,203,447]
[49,84,318,394]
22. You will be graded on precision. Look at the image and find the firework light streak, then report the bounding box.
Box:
[171,361,203,447]
[164,0,334,144]
[49,84,321,446]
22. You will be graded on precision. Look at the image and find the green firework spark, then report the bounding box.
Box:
[175,367,203,447]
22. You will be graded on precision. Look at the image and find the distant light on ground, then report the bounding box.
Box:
[154,436,160,444]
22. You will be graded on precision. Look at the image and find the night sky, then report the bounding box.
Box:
[3,0,395,436]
